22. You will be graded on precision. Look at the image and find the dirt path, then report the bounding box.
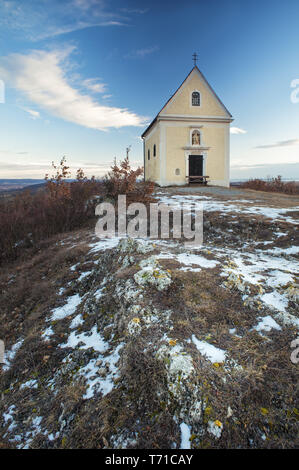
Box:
[161,185,299,208]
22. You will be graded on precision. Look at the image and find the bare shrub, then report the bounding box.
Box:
[103,156,155,203]
[241,176,299,194]
[0,157,103,264]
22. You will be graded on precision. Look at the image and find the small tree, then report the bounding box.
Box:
[45,156,71,200]
[103,155,154,203]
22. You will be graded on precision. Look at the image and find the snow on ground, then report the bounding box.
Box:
[70,313,84,329]
[19,379,38,390]
[155,192,299,329]
[57,292,124,399]
[94,287,105,300]
[180,422,191,449]
[41,326,54,341]
[192,335,226,363]
[216,247,299,327]
[77,271,92,281]
[61,325,108,352]
[267,246,299,256]
[3,405,16,431]
[51,294,82,321]
[158,193,299,224]
[3,339,24,371]
[157,251,219,272]
[260,292,288,315]
[253,315,282,333]
[3,189,297,449]
[80,343,124,399]
[88,237,122,253]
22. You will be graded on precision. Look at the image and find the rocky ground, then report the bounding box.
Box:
[0,187,298,449]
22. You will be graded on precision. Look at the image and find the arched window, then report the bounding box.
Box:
[175,168,180,175]
[192,91,200,106]
[148,149,150,160]
[153,144,156,157]
[192,130,201,146]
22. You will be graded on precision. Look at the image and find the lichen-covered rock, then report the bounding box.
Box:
[127,317,142,336]
[223,271,248,294]
[134,256,172,291]
[285,283,299,303]
[117,237,154,255]
[157,344,194,380]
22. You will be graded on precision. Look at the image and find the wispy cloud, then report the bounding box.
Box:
[120,8,149,15]
[124,46,159,59]
[230,127,247,135]
[82,78,106,94]
[0,47,147,130]
[0,0,129,40]
[255,139,299,149]
[72,0,101,11]
[21,107,40,119]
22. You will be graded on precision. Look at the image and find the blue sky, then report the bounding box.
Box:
[0,0,298,179]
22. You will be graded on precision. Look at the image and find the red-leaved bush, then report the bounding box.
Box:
[103,156,155,203]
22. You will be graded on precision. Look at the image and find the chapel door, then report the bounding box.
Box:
[189,155,203,176]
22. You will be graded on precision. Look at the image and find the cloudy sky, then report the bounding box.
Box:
[0,0,298,179]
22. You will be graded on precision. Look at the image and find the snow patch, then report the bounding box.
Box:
[253,315,282,332]
[51,294,82,321]
[61,325,108,352]
[3,339,24,371]
[192,335,226,363]
[180,422,191,449]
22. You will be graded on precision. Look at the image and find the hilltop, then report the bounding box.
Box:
[0,186,298,449]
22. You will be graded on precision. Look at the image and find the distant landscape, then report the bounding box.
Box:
[0,179,45,193]
[1,176,298,194]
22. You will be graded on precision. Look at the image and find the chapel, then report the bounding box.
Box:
[141,55,233,187]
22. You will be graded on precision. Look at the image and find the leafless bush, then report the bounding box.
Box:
[241,176,299,194]
[0,157,103,264]
[103,156,155,204]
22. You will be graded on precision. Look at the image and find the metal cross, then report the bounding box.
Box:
[192,52,198,66]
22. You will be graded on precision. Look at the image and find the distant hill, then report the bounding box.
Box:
[0,180,47,198]
[0,179,76,197]
[0,179,45,192]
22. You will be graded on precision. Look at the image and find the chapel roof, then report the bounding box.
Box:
[141,65,232,138]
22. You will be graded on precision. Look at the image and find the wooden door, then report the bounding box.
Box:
[189,155,203,176]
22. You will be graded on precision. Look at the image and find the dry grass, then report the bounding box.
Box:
[241,176,299,195]
[0,186,298,449]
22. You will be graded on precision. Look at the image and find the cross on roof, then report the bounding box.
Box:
[192,52,198,66]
